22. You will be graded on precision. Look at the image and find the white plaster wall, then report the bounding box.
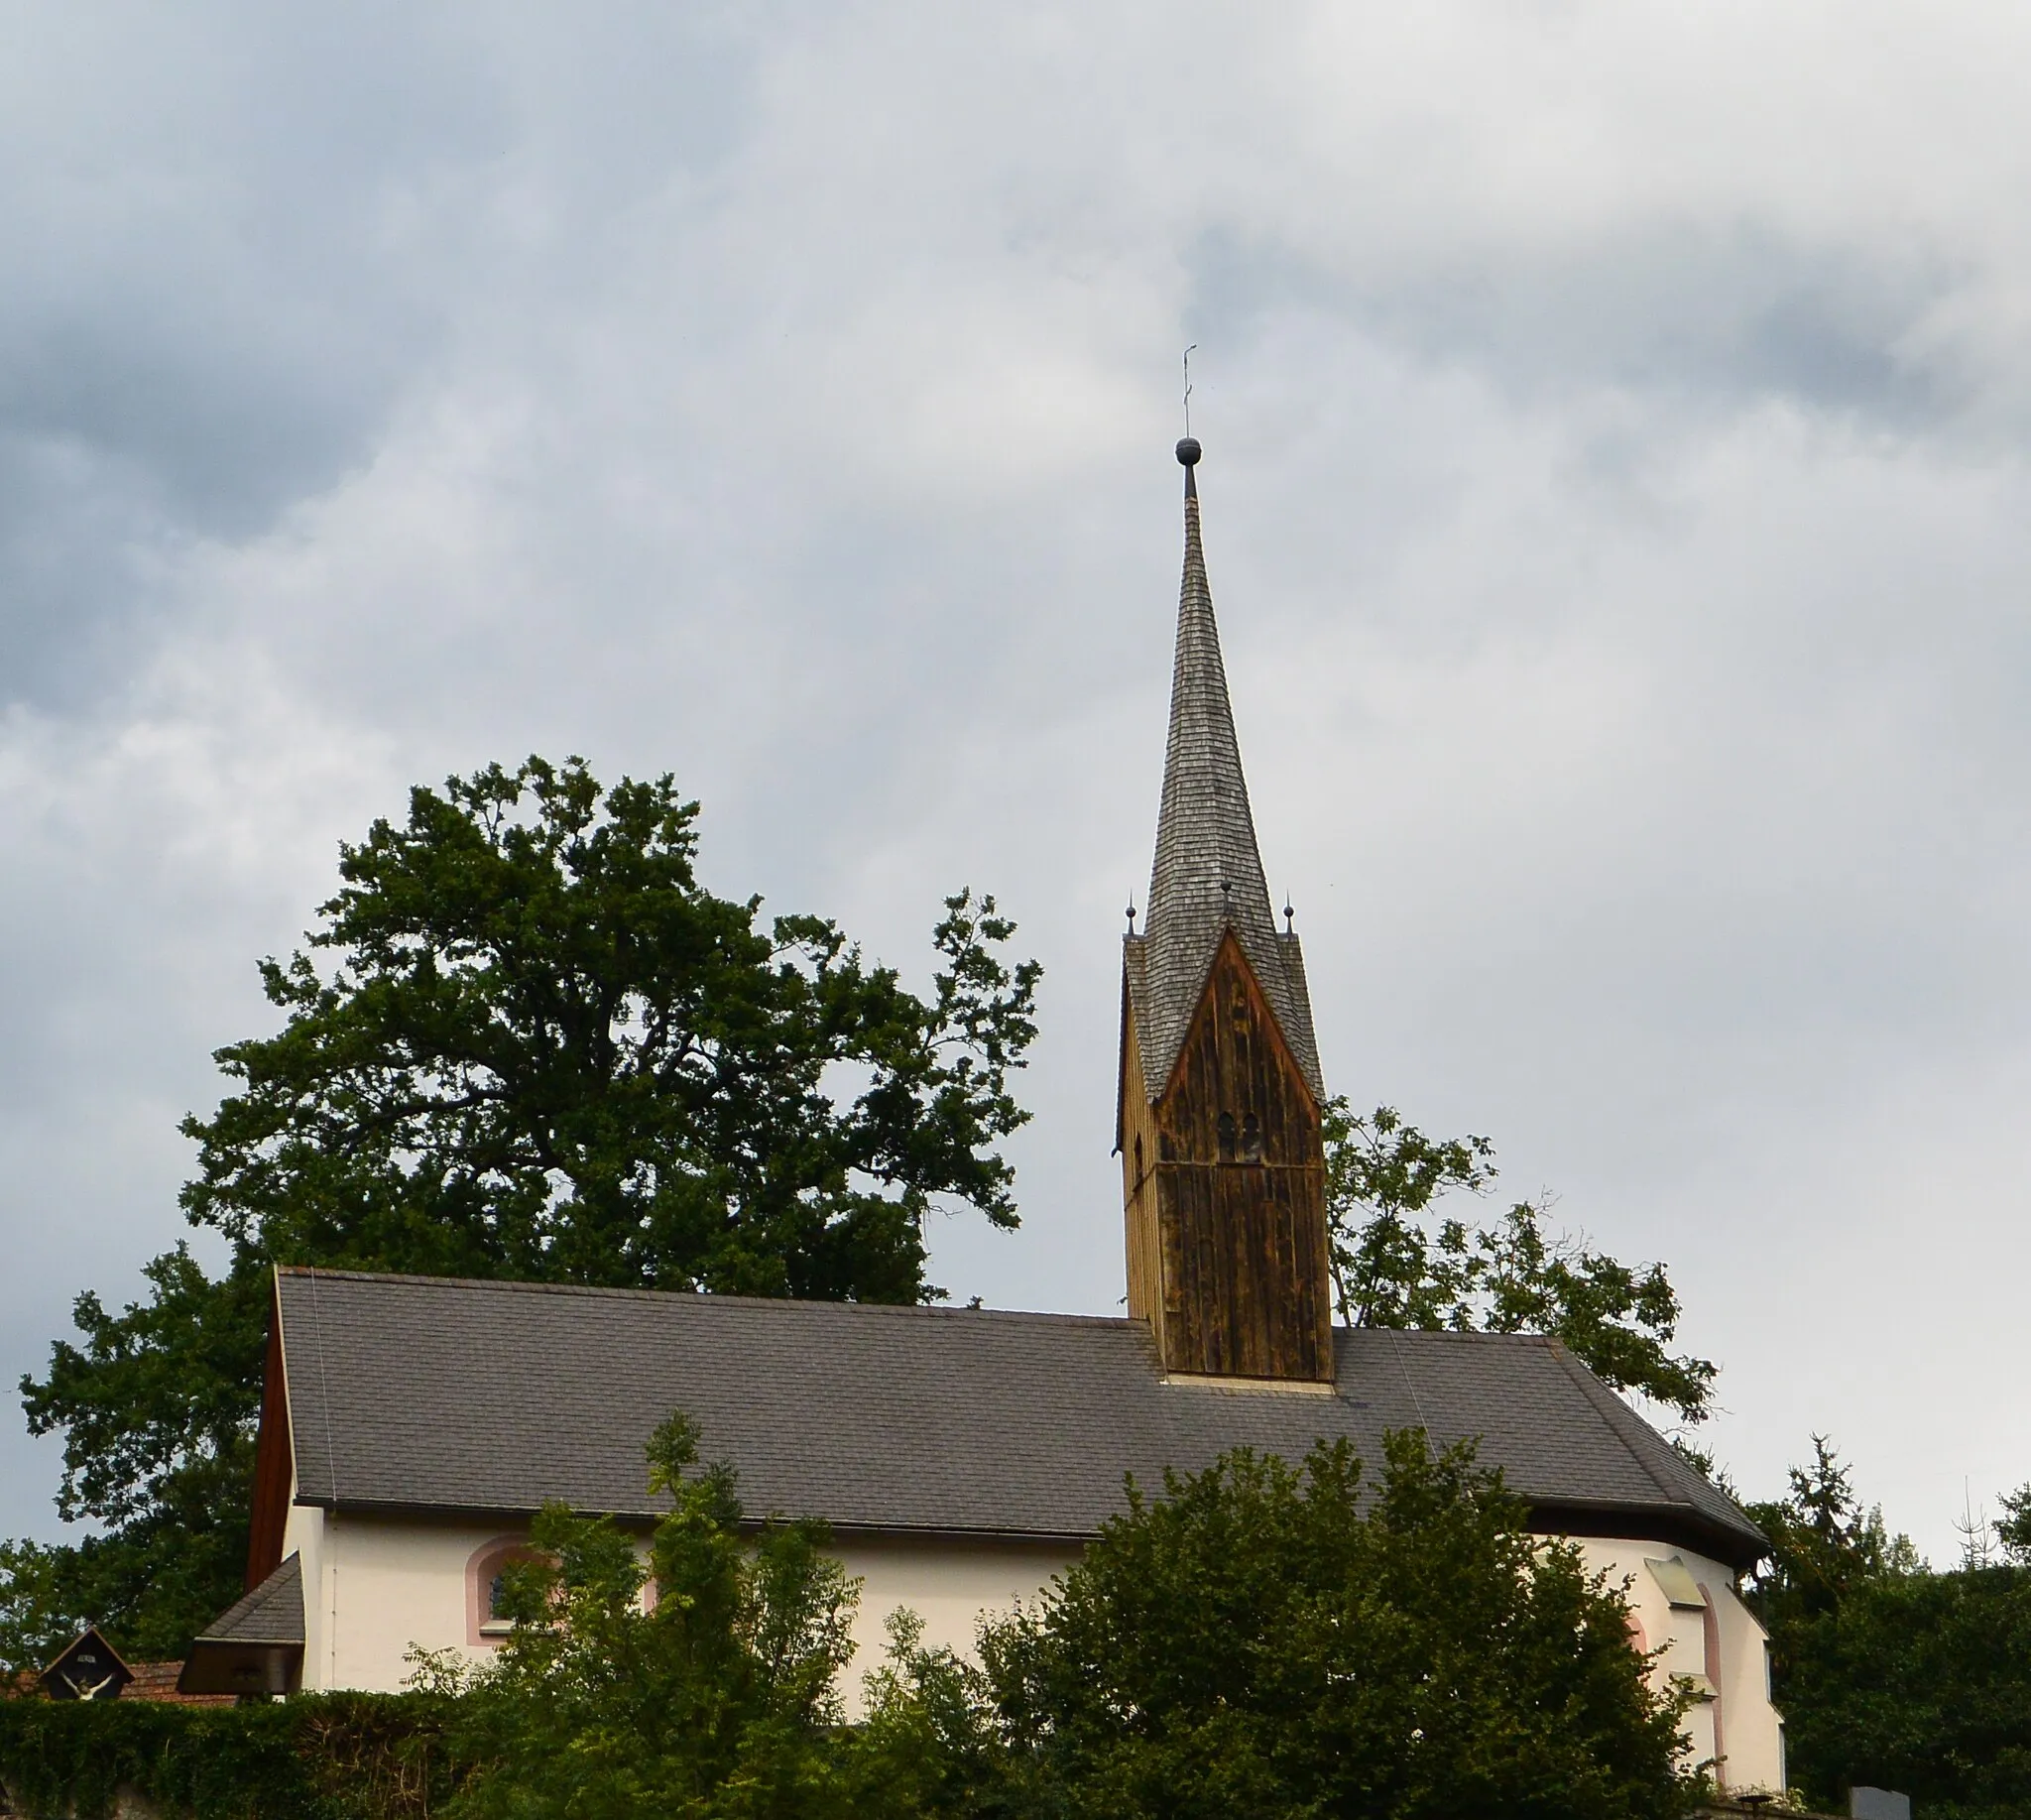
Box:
[287,1511,523,1693]
[833,1533,1080,1716]
[279,1502,325,1689]
[1574,1537,1784,1795]
[283,1507,1781,1795]
[285,1512,1076,1706]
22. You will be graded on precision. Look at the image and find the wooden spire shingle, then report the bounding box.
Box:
[1124,443,1322,1104]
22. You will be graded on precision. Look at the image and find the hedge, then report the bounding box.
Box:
[0,1694,458,1820]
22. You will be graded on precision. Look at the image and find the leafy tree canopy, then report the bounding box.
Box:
[4,758,1039,1668]
[1744,1438,2031,1819]
[1323,1101,1717,1425]
[1996,1483,2031,1566]
[186,756,1040,1299]
[1,1255,269,1667]
[428,1411,1005,1819]
[978,1431,1700,1820]
[430,1413,849,1816]
[416,1419,1700,1820]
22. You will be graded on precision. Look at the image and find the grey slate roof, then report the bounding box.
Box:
[276,1269,1764,1567]
[195,1554,303,1647]
[1128,449,1324,1103]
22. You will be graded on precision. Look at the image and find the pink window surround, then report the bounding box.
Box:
[465,1536,539,1648]
[1698,1581,1726,1789]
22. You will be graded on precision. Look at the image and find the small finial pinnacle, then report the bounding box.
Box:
[1176,436,1201,467]
[1283,898,1295,932]
[1125,897,1137,931]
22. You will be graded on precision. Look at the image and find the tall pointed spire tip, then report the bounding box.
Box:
[1127,432,1323,1100]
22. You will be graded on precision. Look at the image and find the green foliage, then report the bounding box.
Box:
[1737,1436,2031,1818]
[847,1610,1004,1817]
[1322,1100,1717,1424]
[976,1430,1700,1820]
[1763,1564,2031,1820]
[0,1691,455,1820]
[0,1423,1710,1820]
[186,758,1041,1297]
[409,1418,1702,1819]
[433,1411,973,1819]
[1743,1437,1923,1634]
[437,1410,855,1814]
[2,1253,267,1668]
[1997,1483,2031,1564]
[7,758,1039,1669]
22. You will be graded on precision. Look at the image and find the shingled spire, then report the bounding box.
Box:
[1127,437,1323,1104]
[1118,437,1333,1385]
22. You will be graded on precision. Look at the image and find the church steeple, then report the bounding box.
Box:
[1118,438,1335,1386]
[1132,436,1323,1106]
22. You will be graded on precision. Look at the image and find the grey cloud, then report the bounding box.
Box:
[1186,220,1955,426]
[0,4,763,708]
[9,0,2031,1568]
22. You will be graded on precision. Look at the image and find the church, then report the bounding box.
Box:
[179,438,1786,1793]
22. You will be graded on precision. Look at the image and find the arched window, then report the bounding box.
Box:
[466,1537,539,1646]
[1241,1112,1264,1163]
[1217,1111,1238,1161]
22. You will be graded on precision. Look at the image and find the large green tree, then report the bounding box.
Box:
[1323,1101,1717,1425]
[978,1431,1699,1819]
[1743,1440,2031,1819]
[4,757,1039,1668]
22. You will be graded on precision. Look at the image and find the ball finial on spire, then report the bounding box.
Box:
[1176,436,1201,467]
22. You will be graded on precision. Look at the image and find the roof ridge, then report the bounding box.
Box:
[277,1268,1135,1328]
[1352,1327,1559,1351]
[1539,1341,1682,1508]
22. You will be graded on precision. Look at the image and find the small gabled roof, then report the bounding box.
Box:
[270,1268,1765,1568]
[1128,440,1323,1104]
[178,1553,304,1698]
[194,1553,304,1647]
[39,1627,133,1701]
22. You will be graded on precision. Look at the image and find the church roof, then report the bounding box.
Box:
[194,1553,304,1647]
[272,1268,1764,1568]
[1127,440,1323,1103]
[177,1553,304,1697]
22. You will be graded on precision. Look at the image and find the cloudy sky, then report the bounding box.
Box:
[6,2,2031,1564]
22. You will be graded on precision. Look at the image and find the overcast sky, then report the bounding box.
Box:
[5,2,2031,1565]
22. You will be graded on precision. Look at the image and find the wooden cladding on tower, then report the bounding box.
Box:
[1122,930,1334,1383]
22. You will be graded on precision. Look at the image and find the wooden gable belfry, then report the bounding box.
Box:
[1119,439,1334,1385]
